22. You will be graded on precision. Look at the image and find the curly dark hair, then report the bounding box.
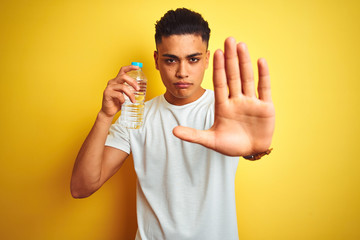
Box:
[155,8,211,48]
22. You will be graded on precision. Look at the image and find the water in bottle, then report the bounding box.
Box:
[119,62,147,129]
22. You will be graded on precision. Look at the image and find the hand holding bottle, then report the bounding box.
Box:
[119,62,147,129]
[100,64,140,119]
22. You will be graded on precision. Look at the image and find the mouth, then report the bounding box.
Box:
[174,82,193,89]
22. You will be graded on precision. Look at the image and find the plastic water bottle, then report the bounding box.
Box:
[119,62,147,129]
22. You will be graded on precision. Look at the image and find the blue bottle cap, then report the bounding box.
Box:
[131,62,143,68]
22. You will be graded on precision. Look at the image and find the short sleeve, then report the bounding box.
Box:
[105,118,131,154]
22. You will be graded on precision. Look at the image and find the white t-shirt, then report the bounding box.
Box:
[106,90,239,240]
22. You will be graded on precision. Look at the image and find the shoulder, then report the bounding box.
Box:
[203,89,214,102]
[144,95,164,112]
[198,89,215,108]
[145,95,163,105]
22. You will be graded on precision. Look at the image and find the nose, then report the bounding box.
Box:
[175,61,189,79]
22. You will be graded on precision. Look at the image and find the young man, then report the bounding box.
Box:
[71,8,275,240]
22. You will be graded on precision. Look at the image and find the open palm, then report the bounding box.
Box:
[173,37,275,157]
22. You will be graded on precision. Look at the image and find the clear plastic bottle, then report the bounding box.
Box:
[119,62,147,129]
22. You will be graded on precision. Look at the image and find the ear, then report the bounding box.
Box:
[205,50,210,69]
[154,51,159,70]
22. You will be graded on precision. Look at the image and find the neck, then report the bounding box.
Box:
[164,88,206,106]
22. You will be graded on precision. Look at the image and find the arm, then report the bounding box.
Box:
[70,65,140,198]
[173,37,275,157]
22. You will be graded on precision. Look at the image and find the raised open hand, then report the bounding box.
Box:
[173,37,275,157]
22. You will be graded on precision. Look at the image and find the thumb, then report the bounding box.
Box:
[173,126,214,148]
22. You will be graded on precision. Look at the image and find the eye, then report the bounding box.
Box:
[165,58,176,64]
[189,57,200,63]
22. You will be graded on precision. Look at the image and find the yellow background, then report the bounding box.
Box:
[1,0,359,239]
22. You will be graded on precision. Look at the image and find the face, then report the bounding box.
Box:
[154,34,210,105]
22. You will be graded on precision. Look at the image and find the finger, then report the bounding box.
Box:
[116,65,139,77]
[257,58,272,102]
[111,91,126,105]
[224,37,241,98]
[119,85,137,103]
[237,43,256,97]
[213,49,228,105]
[103,88,125,106]
[173,126,214,149]
[114,65,140,91]
[107,84,136,103]
[113,75,140,92]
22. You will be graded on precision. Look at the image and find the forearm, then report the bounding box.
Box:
[71,111,114,198]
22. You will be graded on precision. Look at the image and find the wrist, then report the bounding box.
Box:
[97,110,115,125]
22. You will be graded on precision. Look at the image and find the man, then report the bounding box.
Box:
[71,8,275,240]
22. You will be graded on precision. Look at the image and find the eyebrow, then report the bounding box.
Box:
[162,52,203,59]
